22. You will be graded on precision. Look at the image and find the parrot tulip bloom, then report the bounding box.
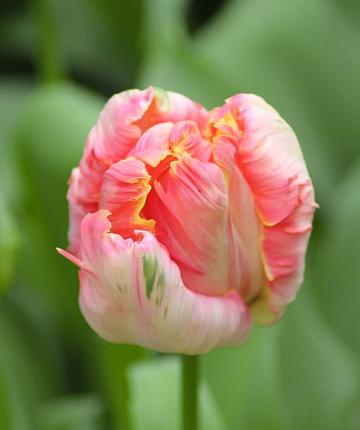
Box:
[58,87,316,354]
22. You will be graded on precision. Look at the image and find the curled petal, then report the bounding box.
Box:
[67,88,154,254]
[131,122,173,167]
[94,88,154,162]
[221,94,315,322]
[143,155,231,296]
[99,158,154,237]
[169,121,212,162]
[227,166,264,302]
[92,87,208,164]
[68,88,208,254]
[59,211,250,354]
[67,167,97,254]
[72,88,155,205]
[132,120,212,169]
[151,89,209,131]
[229,94,309,226]
[251,182,315,323]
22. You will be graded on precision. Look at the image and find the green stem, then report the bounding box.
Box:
[182,355,199,430]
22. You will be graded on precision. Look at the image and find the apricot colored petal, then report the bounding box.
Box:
[66,87,153,254]
[169,120,212,162]
[99,158,154,236]
[152,89,209,130]
[212,139,237,173]
[251,182,315,323]
[227,166,264,302]
[132,120,212,169]
[68,88,208,254]
[228,93,308,226]
[223,94,316,322]
[144,155,231,296]
[131,122,173,167]
[66,167,98,254]
[72,88,155,209]
[59,211,250,354]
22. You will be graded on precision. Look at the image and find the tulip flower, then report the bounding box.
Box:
[58,87,316,355]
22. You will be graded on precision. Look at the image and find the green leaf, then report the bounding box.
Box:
[278,287,359,430]
[15,81,104,199]
[138,0,230,108]
[12,81,104,322]
[129,356,227,430]
[0,300,61,429]
[14,81,103,232]
[10,82,107,394]
[46,0,143,90]
[313,159,360,359]
[38,394,104,430]
[95,341,148,430]
[0,78,33,208]
[0,360,11,430]
[0,196,19,294]
[0,1,143,91]
[0,79,30,293]
[203,327,290,430]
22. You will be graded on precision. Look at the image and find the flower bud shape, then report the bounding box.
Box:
[58,87,316,354]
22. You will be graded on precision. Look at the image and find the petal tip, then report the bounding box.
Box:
[56,247,83,268]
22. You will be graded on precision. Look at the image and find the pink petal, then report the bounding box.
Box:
[131,122,173,167]
[143,155,231,296]
[226,166,265,302]
[230,94,309,226]
[99,158,154,237]
[169,120,212,162]
[92,87,208,164]
[252,181,315,323]
[67,167,98,254]
[131,120,212,168]
[219,94,316,322]
[206,112,264,302]
[68,88,208,255]
[61,210,251,354]
[152,89,209,130]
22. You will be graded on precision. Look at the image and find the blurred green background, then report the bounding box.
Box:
[1,0,360,429]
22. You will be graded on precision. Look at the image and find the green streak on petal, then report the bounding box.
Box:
[116,282,125,293]
[155,271,166,306]
[158,271,165,288]
[163,305,169,319]
[143,255,157,299]
[153,87,171,112]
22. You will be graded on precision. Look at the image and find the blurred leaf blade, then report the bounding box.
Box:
[13,81,104,323]
[96,341,148,430]
[0,196,19,294]
[0,299,63,429]
[38,394,104,430]
[0,78,33,208]
[313,159,360,359]
[203,328,290,430]
[129,356,227,430]
[278,287,360,430]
